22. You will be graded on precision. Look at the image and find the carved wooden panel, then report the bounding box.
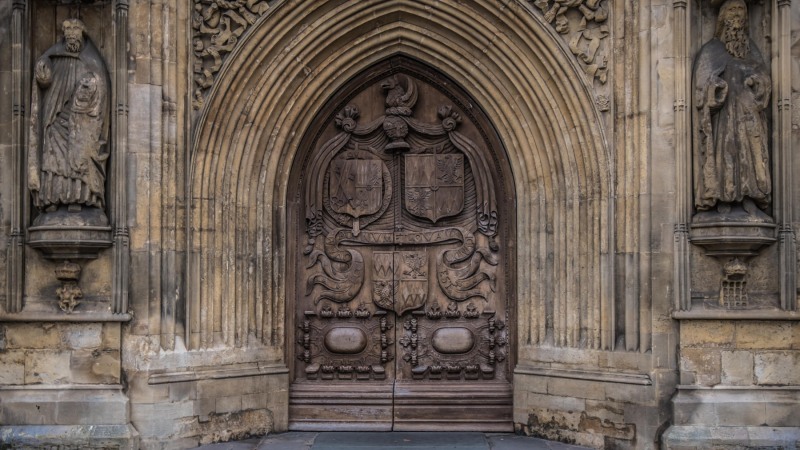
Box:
[290,58,513,431]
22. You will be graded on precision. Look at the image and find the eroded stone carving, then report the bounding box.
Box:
[192,0,270,109]
[529,0,609,84]
[29,18,110,214]
[689,0,776,309]
[693,0,771,214]
[27,19,113,313]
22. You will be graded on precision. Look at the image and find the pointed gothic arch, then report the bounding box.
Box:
[187,0,613,360]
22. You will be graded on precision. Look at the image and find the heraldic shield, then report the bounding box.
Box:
[329,154,383,220]
[373,251,428,315]
[404,153,464,222]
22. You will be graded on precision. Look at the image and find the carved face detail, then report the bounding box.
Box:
[721,1,746,30]
[62,19,86,53]
[716,0,749,58]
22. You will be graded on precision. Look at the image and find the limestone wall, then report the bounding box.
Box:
[0,0,798,449]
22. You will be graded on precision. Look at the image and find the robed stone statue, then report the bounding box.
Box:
[693,0,771,216]
[29,19,110,217]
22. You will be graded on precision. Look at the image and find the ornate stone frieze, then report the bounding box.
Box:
[528,0,610,85]
[192,0,270,109]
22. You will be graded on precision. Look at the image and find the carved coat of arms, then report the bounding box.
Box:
[329,154,383,232]
[372,251,428,315]
[404,154,464,222]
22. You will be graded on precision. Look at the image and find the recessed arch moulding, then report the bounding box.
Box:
[190,0,613,355]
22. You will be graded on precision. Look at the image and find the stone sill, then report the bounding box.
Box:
[0,384,124,391]
[676,385,800,391]
[514,364,652,385]
[672,309,800,320]
[0,311,132,322]
[148,362,288,385]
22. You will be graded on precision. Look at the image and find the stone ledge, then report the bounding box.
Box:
[673,309,800,320]
[672,386,800,427]
[0,387,130,426]
[515,364,652,385]
[148,362,289,384]
[0,311,132,322]
[662,426,800,449]
[0,424,139,450]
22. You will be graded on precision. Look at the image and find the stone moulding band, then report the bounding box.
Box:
[148,363,289,385]
[514,364,653,385]
[672,310,800,320]
[0,311,132,322]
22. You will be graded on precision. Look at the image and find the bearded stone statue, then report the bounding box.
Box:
[692,0,771,216]
[28,18,110,217]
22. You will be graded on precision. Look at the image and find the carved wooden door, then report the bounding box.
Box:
[289,59,513,431]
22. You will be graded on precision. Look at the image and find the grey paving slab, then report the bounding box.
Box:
[256,432,318,450]
[195,437,263,450]
[196,432,593,450]
[486,434,591,450]
[311,432,488,449]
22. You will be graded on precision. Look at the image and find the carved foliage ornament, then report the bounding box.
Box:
[192,0,269,109]
[528,0,609,85]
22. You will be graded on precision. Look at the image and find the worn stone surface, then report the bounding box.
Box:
[0,1,797,449]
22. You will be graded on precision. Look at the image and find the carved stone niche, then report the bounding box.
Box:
[688,0,775,309]
[26,18,113,314]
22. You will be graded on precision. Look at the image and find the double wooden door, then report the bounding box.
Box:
[289,58,513,431]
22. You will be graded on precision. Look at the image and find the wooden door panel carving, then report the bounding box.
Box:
[290,58,513,431]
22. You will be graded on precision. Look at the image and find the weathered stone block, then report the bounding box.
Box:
[101,323,122,349]
[720,350,754,385]
[5,324,62,349]
[169,381,197,402]
[680,321,734,348]
[0,350,25,384]
[25,350,72,384]
[679,348,721,386]
[241,393,268,411]
[547,377,607,401]
[735,322,796,350]
[605,382,653,404]
[62,324,103,349]
[216,395,243,414]
[754,351,800,385]
[69,349,121,384]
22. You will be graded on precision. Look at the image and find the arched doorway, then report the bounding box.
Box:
[287,57,516,431]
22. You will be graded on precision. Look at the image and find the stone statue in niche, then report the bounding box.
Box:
[27,19,113,313]
[689,0,775,309]
[692,0,771,217]
[29,18,110,218]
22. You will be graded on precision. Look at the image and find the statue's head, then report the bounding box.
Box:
[715,0,749,58]
[62,19,86,54]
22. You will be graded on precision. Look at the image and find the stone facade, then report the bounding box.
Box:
[0,1,797,449]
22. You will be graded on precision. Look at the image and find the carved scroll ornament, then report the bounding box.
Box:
[529,0,609,84]
[192,0,270,109]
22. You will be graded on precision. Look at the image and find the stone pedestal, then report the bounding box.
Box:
[0,387,139,449]
[663,388,800,449]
